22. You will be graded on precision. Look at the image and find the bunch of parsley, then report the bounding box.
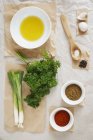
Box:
[16,51,60,108]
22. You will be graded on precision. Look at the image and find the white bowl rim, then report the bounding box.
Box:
[49,107,74,132]
[10,6,52,49]
[61,80,85,106]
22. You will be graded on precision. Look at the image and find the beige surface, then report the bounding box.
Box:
[4,1,56,133]
[1,0,93,140]
[4,2,56,132]
[4,62,46,133]
[4,1,56,58]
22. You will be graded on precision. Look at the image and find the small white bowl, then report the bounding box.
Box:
[61,80,85,106]
[50,107,74,132]
[10,6,51,49]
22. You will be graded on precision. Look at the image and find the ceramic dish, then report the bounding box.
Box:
[50,107,74,132]
[10,6,51,49]
[61,80,85,106]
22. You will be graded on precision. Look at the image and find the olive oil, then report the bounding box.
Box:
[20,16,44,41]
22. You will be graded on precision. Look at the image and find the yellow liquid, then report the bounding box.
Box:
[20,16,44,41]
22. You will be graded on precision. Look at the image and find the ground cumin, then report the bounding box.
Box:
[65,84,82,101]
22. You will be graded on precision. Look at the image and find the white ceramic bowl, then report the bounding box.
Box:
[10,6,51,49]
[50,107,74,132]
[61,80,85,106]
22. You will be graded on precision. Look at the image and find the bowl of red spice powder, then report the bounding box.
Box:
[50,107,74,132]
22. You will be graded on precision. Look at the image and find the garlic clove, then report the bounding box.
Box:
[78,22,88,32]
[77,12,88,21]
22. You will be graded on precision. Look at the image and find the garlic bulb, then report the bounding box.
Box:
[78,22,88,32]
[77,12,87,21]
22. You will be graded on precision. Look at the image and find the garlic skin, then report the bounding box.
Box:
[77,12,87,21]
[78,22,88,32]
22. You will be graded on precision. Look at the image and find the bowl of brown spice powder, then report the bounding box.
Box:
[61,80,85,106]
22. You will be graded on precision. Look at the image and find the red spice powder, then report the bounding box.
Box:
[54,110,70,127]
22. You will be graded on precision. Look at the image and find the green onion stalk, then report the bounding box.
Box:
[8,71,24,128]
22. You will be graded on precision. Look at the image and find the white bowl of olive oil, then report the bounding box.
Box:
[10,6,51,49]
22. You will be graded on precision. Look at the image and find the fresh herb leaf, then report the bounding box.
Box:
[15,51,60,108]
[23,53,60,108]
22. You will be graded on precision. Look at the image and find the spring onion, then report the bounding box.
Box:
[8,71,24,128]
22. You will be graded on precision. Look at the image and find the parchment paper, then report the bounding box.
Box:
[4,1,56,58]
[4,62,46,133]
